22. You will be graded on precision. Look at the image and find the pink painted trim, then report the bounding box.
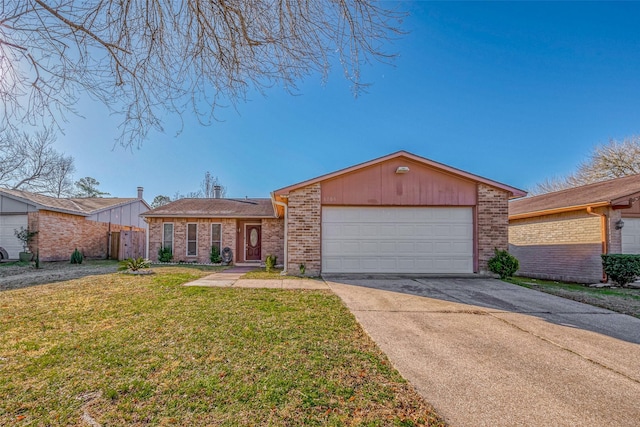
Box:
[272,150,527,199]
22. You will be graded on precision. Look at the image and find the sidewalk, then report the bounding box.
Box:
[183,266,329,290]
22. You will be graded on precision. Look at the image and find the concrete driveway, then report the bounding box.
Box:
[324,276,640,427]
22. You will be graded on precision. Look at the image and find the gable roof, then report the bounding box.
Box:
[509,174,640,219]
[0,188,148,216]
[272,150,527,199]
[141,198,276,218]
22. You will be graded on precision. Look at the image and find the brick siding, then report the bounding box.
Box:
[261,218,285,265]
[286,183,321,275]
[30,210,144,261]
[477,184,510,273]
[148,217,237,264]
[509,209,606,283]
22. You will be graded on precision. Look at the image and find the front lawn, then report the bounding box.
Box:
[0,268,445,426]
[507,276,640,318]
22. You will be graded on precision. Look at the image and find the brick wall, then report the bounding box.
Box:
[32,210,144,261]
[286,183,321,275]
[148,217,237,263]
[261,218,285,265]
[509,210,605,283]
[477,184,510,273]
[608,209,623,254]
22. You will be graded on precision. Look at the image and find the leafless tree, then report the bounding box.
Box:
[1,1,403,147]
[201,171,226,198]
[43,154,75,197]
[529,136,640,195]
[0,128,76,196]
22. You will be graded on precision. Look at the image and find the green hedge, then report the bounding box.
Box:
[601,254,640,286]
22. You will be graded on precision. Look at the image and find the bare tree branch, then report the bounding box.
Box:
[0,128,76,196]
[529,136,640,195]
[1,1,404,147]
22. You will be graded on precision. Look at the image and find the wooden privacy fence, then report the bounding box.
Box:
[110,230,146,260]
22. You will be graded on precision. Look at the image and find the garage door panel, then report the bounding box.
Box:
[622,218,640,254]
[322,207,473,274]
[0,215,28,259]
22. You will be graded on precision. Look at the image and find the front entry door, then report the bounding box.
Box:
[245,225,261,261]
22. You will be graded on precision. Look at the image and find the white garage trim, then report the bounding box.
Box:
[0,214,28,259]
[622,218,640,254]
[322,207,474,274]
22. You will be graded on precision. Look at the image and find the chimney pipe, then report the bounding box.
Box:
[213,185,221,199]
[137,187,143,199]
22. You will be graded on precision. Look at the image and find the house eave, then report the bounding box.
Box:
[509,201,611,221]
[140,214,278,219]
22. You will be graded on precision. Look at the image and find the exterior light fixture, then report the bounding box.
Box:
[395,166,410,174]
[616,219,625,230]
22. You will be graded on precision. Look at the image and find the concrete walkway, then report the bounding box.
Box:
[183,266,329,290]
[325,277,640,427]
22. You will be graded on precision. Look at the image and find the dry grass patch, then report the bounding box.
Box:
[0,268,445,426]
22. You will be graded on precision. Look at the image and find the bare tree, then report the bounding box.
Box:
[0,128,76,196]
[1,1,403,147]
[529,136,640,195]
[201,171,227,198]
[44,154,75,197]
[75,176,110,198]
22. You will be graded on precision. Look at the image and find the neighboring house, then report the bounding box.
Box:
[509,174,640,283]
[0,187,149,261]
[143,151,525,275]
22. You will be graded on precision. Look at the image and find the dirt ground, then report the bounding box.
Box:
[0,261,119,291]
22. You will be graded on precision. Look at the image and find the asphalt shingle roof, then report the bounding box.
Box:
[141,198,276,218]
[509,174,640,217]
[0,188,140,215]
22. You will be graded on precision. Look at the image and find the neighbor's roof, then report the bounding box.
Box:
[509,174,640,219]
[0,188,147,216]
[141,198,276,218]
[272,150,527,199]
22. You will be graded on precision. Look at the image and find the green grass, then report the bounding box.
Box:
[507,276,640,318]
[0,267,444,426]
[0,260,31,267]
[242,268,318,280]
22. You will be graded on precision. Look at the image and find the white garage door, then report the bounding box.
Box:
[322,207,474,274]
[622,218,640,254]
[0,215,28,259]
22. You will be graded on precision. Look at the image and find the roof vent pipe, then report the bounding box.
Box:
[213,185,222,199]
[137,187,143,199]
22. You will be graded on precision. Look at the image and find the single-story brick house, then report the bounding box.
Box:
[509,174,640,283]
[143,151,526,275]
[0,187,149,261]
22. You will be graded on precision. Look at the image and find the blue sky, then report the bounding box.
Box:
[54,1,640,201]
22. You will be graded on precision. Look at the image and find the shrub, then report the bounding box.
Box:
[70,248,83,264]
[210,245,221,264]
[158,246,173,263]
[299,263,306,275]
[488,248,519,279]
[601,254,640,287]
[119,257,151,271]
[14,227,38,252]
[265,254,277,272]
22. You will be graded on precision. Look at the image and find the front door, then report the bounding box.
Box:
[245,224,261,261]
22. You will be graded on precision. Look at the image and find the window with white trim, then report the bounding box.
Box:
[162,223,173,252]
[187,223,197,256]
[211,223,222,252]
